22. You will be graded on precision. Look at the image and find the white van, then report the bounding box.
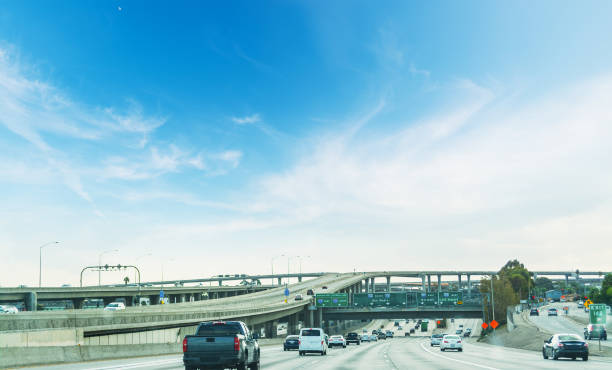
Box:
[298,328,327,356]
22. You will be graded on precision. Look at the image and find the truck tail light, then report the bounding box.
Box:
[234,336,240,351]
[182,337,188,352]
[443,340,449,343]
[584,342,588,347]
[321,340,324,345]
[298,340,301,345]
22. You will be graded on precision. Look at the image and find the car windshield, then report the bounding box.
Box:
[107,303,119,307]
[331,335,342,339]
[559,334,582,341]
[286,335,298,340]
[301,329,321,336]
[432,334,444,338]
[445,335,460,340]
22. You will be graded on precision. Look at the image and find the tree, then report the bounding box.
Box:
[123,276,130,285]
[600,273,612,305]
[498,259,533,300]
[480,276,519,326]
[535,277,554,292]
[588,287,602,303]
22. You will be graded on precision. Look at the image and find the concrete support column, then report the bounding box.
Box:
[180,294,186,303]
[298,276,302,282]
[421,275,426,292]
[458,274,462,291]
[288,313,299,335]
[71,298,84,309]
[565,274,569,288]
[364,278,369,293]
[264,322,276,338]
[25,292,37,311]
[371,278,376,292]
[386,276,391,292]
[437,274,441,295]
[218,280,223,286]
[427,275,431,292]
[277,277,282,286]
[314,308,323,328]
[308,309,314,327]
[467,275,472,299]
[151,295,160,305]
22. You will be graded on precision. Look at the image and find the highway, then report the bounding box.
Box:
[527,302,611,348]
[21,320,612,370]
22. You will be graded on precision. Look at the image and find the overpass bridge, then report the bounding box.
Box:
[4,269,606,368]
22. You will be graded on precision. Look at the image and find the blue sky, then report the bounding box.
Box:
[1,1,612,286]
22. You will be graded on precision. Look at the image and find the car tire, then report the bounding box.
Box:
[583,356,588,361]
[299,351,303,356]
[553,351,559,360]
[343,345,346,348]
[571,357,576,361]
[357,342,360,345]
[542,349,548,359]
[458,348,463,352]
[249,359,260,370]
[237,361,247,370]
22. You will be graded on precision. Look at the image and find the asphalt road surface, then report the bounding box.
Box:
[23,337,612,370]
[528,302,611,348]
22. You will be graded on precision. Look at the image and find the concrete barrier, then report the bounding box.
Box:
[0,328,83,347]
[0,343,181,369]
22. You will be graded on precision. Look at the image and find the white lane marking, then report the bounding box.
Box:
[419,341,501,370]
[86,358,181,370]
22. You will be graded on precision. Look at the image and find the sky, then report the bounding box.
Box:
[1,1,612,287]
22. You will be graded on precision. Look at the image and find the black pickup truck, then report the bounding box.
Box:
[183,321,260,370]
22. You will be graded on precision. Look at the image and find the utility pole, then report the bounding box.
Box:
[491,275,495,324]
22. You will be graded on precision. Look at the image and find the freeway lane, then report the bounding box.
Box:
[527,303,611,348]
[21,336,612,370]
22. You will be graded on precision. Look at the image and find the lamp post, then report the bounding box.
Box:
[271,255,285,285]
[161,258,175,289]
[39,241,60,287]
[490,275,495,324]
[296,255,311,274]
[98,249,119,286]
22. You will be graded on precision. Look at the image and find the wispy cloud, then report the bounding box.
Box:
[100,147,243,180]
[232,114,261,125]
[409,63,430,78]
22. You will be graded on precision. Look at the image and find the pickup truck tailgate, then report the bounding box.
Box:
[186,336,236,354]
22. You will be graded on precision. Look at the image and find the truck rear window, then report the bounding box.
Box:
[196,323,243,336]
[301,329,321,336]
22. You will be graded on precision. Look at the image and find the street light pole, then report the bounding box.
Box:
[39,241,60,287]
[271,255,285,285]
[98,249,119,286]
[491,275,495,324]
[297,255,311,274]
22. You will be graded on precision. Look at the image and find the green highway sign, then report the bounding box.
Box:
[589,304,607,325]
[353,293,407,308]
[315,293,349,307]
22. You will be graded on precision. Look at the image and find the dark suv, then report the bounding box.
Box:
[530,308,539,316]
[345,332,361,345]
[584,324,607,340]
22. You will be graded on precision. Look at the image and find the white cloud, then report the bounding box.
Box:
[231,114,261,125]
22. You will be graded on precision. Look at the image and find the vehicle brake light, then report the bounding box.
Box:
[558,343,564,347]
[234,336,240,351]
[321,340,324,345]
[443,340,449,343]
[182,337,188,352]
[458,340,462,343]
[584,343,588,347]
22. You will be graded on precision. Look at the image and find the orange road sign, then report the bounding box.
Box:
[481,322,489,329]
[490,320,499,329]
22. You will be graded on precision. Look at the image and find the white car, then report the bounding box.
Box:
[440,335,463,352]
[299,328,328,356]
[361,334,371,342]
[328,335,346,348]
[103,302,126,311]
[370,334,378,342]
[0,305,19,314]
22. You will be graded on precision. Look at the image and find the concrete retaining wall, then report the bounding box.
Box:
[0,328,84,347]
[0,343,181,369]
